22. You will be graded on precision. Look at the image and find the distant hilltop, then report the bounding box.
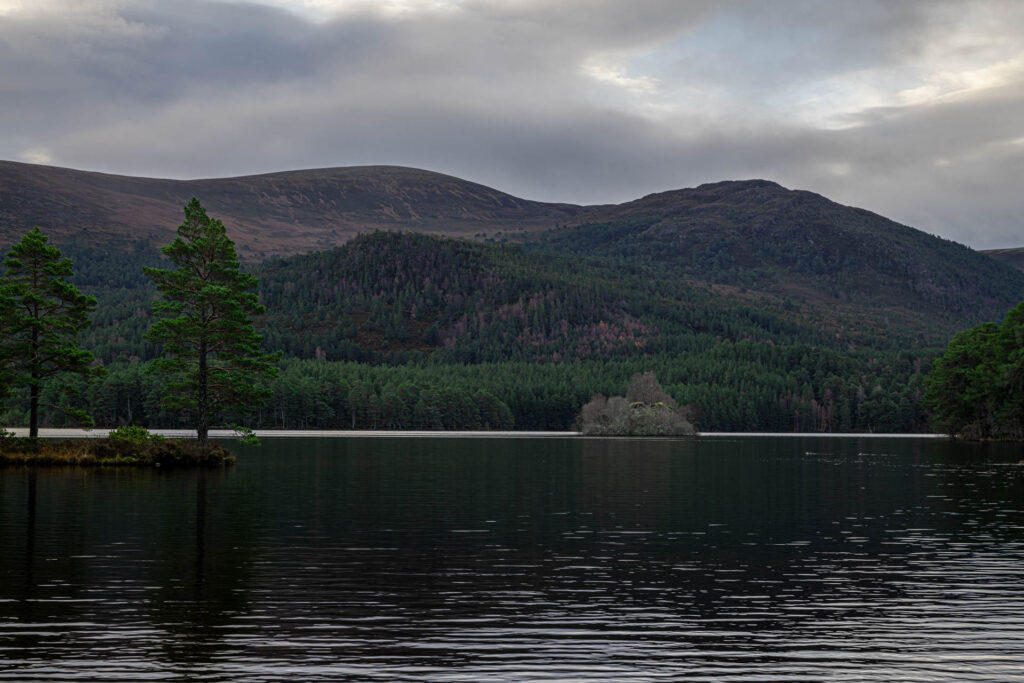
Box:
[0,161,586,259]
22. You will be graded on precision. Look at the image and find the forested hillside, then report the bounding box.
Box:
[531,180,1024,324]
[249,232,941,432]
[257,231,835,363]
[0,231,942,432]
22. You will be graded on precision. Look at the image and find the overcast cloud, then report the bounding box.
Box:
[1,0,1022,247]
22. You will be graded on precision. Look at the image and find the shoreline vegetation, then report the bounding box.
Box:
[1,427,951,439]
[0,429,954,468]
[0,426,234,468]
[922,303,1024,441]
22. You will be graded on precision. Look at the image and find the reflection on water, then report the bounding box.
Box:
[2,436,1024,680]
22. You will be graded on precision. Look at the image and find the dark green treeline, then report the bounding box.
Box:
[3,346,930,432]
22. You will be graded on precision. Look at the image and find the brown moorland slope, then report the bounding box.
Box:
[0,161,586,259]
[981,247,1024,273]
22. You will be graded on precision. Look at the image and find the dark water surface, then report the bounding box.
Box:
[3,436,1024,681]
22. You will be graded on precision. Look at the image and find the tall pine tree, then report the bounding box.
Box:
[0,227,103,436]
[144,198,278,444]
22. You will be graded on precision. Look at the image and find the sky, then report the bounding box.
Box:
[1,0,1022,248]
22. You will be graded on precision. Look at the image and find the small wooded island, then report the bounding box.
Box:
[0,426,234,467]
[577,372,696,436]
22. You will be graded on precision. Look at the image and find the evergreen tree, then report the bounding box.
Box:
[998,303,1024,437]
[144,199,279,444]
[922,323,1001,438]
[922,302,1024,439]
[0,227,103,436]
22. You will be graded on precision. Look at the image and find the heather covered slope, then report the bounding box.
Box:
[983,247,1024,273]
[0,161,584,259]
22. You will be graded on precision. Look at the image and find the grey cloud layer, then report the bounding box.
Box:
[1,0,1022,247]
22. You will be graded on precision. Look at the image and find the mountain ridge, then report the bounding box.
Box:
[0,160,588,258]
[1,159,1009,266]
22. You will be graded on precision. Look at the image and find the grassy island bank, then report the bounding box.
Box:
[0,426,234,468]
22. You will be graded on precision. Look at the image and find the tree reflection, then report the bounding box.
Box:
[145,466,258,665]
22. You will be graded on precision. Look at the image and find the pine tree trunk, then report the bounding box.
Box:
[29,327,39,439]
[28,380,39,439]
[197,339,208,445]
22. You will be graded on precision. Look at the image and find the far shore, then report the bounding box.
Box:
[5,428,949,439]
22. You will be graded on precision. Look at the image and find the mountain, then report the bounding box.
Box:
[3,161,1018,312]
[531,179,1024,326]
[982,247,1024,273]
[5,159,1021,337]
[0,161,585,259]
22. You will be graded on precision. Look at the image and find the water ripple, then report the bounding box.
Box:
[4,437,1024,680]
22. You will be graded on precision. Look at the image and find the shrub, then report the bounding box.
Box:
[109,425,165,444]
